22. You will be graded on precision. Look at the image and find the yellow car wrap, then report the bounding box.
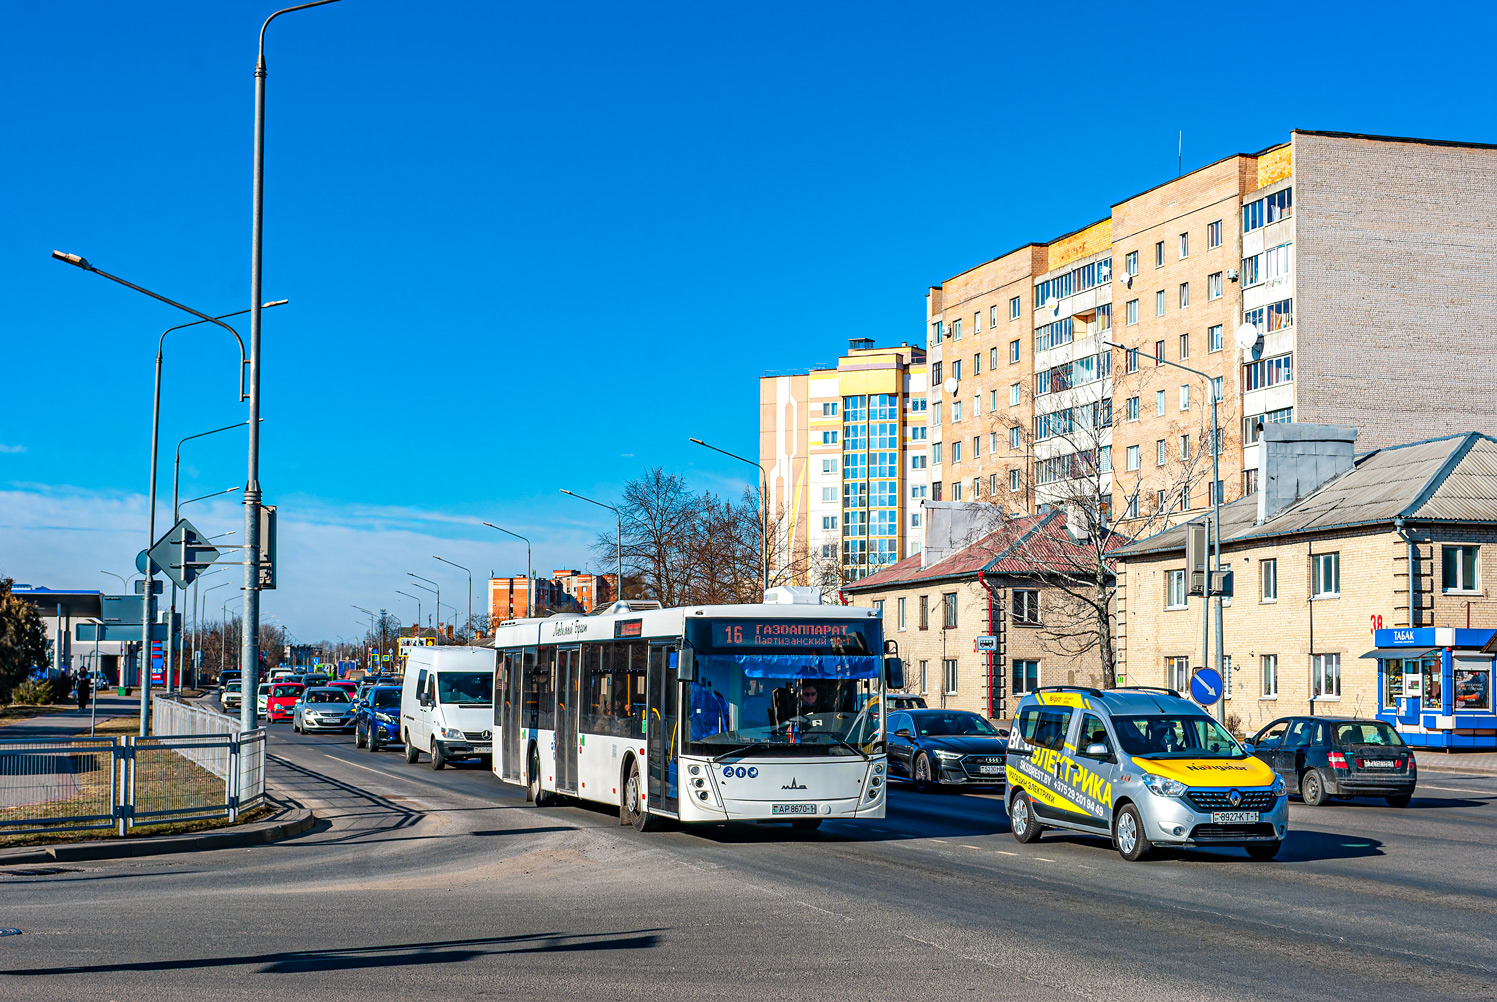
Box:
[1130,755,1277,787]
[1007,744,1114,819]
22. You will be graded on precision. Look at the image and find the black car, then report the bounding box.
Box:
[887,709,1008,792]
[1247,716,1417,807]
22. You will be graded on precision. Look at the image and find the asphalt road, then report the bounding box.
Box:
[3,713,1496,1001]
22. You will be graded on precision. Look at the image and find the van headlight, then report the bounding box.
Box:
[1271,774,1286,797]
[440,726,464,739]
[1142,774,1189,798]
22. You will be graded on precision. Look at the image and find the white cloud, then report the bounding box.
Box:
[0,485,601,639]
[0,444,26,454]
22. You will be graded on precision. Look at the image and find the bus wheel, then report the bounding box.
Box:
[528,749,554,807]
[626,759,659,832]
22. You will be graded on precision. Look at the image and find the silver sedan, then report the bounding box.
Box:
[292,687,356,734]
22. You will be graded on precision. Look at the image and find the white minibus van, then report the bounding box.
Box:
[400,645,497,770]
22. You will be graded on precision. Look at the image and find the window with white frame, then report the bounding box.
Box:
[1443,545,1479,592]
[1179,282,1190,309]
[1208,324,1223,352]
[1125,396,1139,422]
[1125,250,1139,276]
[1261,654,1277,697]
[1009,426,1021,449]
[1166,570,1187,609]
[1126,495,1139,518]
[1313,653,1341,699]
[1156,439,1167,466]
[1154,241,1165,268]
[1012,659,1039,695]
[1010,382,1021,406]
[1311,552,1340,598]
[1207,219,1222,249]
[1179,232,1189,259]
[1261,558,1278,601]
[1126,299,1139,325]
[1012,589,1040,625]
[897,597,906,631]
[822,516,837,529]
[1180,384,1190,410]
[1155,290,1166,316]
[1166,656,1189,691]
[822,458,837,473]
[1009,468,1021,492]
[911,512,921,527]
[1155,390,1165,416]
[1126,444,1140,471]
[1208,272,1223,300]
[1010,339,1021,363]
[943,658,959,695]
[918,659,928,694]
[1010,296,1021,320]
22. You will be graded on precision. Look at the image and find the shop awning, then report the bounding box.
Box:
[1360,647,1436,660]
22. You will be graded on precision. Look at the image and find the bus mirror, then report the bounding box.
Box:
[883,657,904,689]
[676,648,696,682]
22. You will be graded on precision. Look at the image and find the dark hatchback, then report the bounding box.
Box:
[1247,716,1417,807]
[887,709,1008,792]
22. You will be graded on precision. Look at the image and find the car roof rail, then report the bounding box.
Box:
[1029,685,1106,698]
[1109,685,1182,698]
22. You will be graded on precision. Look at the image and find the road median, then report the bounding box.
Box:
[0,800,315,865]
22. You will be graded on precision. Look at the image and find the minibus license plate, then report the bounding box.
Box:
[474,745,492,754]
[1211,811,1259,824]
[772,803,817,815]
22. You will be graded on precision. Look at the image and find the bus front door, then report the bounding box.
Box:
[555,647,580,794]
[500,650,523,783]
[646,645,679,814]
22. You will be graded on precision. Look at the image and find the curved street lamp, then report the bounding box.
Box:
[560,490,624,605]
[482,522,532,619]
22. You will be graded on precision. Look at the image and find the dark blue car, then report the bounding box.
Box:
[355,685,402,752]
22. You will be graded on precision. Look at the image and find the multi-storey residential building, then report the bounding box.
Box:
[488,570,617,622]
[925,130,1497,530]
[760,340,927,584]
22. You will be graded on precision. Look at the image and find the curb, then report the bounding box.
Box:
[1416,763,1497,777]
[0,806,315,866]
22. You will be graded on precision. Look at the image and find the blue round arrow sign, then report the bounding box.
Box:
[1190,667,1223,706]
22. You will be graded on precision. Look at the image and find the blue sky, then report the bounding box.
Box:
[4,0,1495,637]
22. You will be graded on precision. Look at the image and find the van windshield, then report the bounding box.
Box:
[438,672,492,706]
[1112,715,1243,759]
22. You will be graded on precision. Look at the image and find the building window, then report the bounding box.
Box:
[1311,552,1341,598]
[989,473,999,496]
[951,440,962,463]
[1180,435,1191,460]
[952,359,962,382]
[1009,382,1021,407]
[821,544,834,558]
[1126,444,1140,471]
[909,425,927,442]
[1013,659,1039,695]
[1155,290,1166,317]
[1208,324,1223,353]
[1259,558,1278,601]
[910,397,927,414]
[1155,390,1165,416]
[1179,333,1190,359]
[1126,299,1139,326]
[1443,545,1479,592]
[1010,339,1021,364]
[1208,272,1223,300]
[931,482,942,502]
[1125,396,1139,422]
[897,597,906,631]
[952,400,962,423]
[821,487,835,501]
[822,430,838,445]
[1009,469,1021,492]
[974,311,981,334]
[1154,241,1164,268]
[932,443,941,466]
[972,435,981,458]
[822,516,837,530]
[1166,570,1187,609]
[1125,496,1138,518]
[1211,376,1223,404]
[1261,654,1278,697]
[918,659,928,694]
[1244,188,1291,232]
[918,595,929,630]
[990,348,999,370]
[1313,653,1341,699]
[952,319,962,340]
[1125,250,1139,276]
[1166,656,1189,691]
[1155,440,1166,468]
[1009,426,1021,450]
[911,512,921,527]
[822,402,839,417]
[822,458,837,473]
[1126,347,1139,373]
[911,454,927,470]
[1156,489,1168,510]
[951,481,962,500]
[1179,384,1190,411]
[1013,589,1040,625]
[990,304,998,327]
[1243,468,1259,495]
[1179,232,1189,259]
[1009,296,1021,320]
[942,592,958,629]
[1207,479,1223,505]
[1207,219,1222,249]
[943,659,959,695]
[1178,282,1190,309]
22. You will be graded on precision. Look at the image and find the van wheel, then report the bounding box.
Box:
[430,740,446,771]
[1114,803,1152,861]
[529,750,555,807]
[404,733,419,764]
[1301,769,1328,807]
[1009,791,1043,844]
[625,759,659,832]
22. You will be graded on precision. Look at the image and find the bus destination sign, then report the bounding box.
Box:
[710,621,865,650]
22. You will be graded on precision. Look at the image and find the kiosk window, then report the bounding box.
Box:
[1382,660,1403,710]
[1455,665,1492,711]
[1423,661,1443,710]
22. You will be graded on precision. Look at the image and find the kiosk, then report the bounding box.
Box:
[1366,627,1496,749]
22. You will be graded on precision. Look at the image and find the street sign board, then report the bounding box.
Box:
[147,518,221,589]
[1190,667,1223,706]
[975,635,998,652]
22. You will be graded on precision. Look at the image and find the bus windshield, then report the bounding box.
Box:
[682,618,883,758]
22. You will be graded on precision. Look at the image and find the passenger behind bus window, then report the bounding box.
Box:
[689,679,730,739]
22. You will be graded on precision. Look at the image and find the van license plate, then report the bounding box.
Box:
[1211,811,1259,824]
[473,744,491,753]
[772,804,817,815]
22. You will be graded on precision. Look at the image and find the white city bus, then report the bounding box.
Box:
[488,592,902,831]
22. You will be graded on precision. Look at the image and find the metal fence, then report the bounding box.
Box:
[0,699,266,837]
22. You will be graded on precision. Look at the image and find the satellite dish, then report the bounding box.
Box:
[1045,296,1059,315]
[943,377,958,394]
[1234,323,1260,350]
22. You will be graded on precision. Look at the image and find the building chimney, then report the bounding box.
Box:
[1257,423,1358,524]
[921,502,991,569]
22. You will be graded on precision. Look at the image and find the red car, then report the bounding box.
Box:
[266,682,305,722]
[328,680,358,697]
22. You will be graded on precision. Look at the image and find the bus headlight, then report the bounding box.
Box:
[873,763,885,775]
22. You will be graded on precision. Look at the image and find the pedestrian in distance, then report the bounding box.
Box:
[76,672,91,712]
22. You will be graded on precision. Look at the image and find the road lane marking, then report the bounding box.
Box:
[1034,857,1056,862]
[997,850,1018,856]
[325,755,410,782]
[1412,783,1496,795]
[962,844,982,849]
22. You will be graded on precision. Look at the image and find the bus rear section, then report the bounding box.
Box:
[490,601,900,830]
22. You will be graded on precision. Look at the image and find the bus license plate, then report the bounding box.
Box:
[772,804,817,815]
[1211,811,1259,824]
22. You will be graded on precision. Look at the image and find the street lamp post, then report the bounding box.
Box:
[51,251,277,736]
[433,555,472,642]
[407,573,441,636]
[243,0,341,732]
[560,490,624,605]
[1105,339,1224,720]
[482,523,533,619]
[395,591,422,631]
[199,579,232,689]
[352,605,377,666]
[690,437,771,595]
[171,481,242,692]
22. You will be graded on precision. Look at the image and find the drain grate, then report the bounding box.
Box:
[2,867,83,877]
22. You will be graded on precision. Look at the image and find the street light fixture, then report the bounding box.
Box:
[432,555,472,642]
[51,251,284,736]
[560,490,624,605]
[395,590,422,630]
[690,437,771,594]
[407,577,439,633]
[1104,338,1224,719]
[481,522,533,619]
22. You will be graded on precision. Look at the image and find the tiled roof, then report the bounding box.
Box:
[1115,432,1497,558]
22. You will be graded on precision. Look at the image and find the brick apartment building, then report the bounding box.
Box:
[760,340,928,584]
[924,130,1497,533]
[488,569,617,622]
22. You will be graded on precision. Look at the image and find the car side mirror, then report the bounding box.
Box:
[883,657,904,690]
[1241,742,1256,754]
[1084,742,1112,759]
[894,728,912,739]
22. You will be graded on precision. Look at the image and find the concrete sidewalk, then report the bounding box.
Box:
[0,693,139,740]
[1417,749,1497,775]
